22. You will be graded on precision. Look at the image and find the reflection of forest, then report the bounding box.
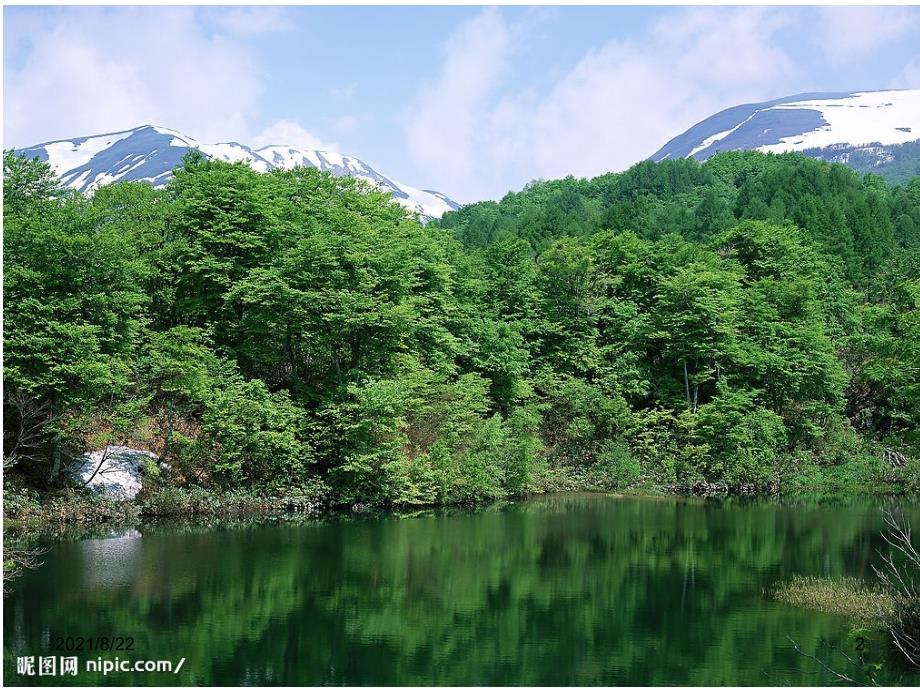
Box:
[5,495,920,686]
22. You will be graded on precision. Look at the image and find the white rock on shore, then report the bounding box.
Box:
[66,446,159,501]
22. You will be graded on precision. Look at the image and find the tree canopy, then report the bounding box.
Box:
[4,148,919,503]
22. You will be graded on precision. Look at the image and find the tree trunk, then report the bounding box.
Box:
[48,392,61,483]
[163,398,176,459]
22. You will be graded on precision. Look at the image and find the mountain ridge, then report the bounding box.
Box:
[650,89,920,181]
[15,125,460,221]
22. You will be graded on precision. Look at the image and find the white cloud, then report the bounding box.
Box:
[816,6,919,64]
[331,114,361,133]
[331,84,356,99]
[206,7,289,36]
[895,56,920,89]
[251,119,338,151]
[3,7,324,153]
[4,8,248,146]
[525,8,796,181]
[406,7,799,202]
[406,8,514,200]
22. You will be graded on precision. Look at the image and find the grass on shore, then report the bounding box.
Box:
[773,575,895,626]
[3,481,328,535]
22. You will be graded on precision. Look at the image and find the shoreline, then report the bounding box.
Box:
[5,478,918,541]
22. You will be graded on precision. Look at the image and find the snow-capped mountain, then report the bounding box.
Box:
[15,125,459,221]
[650,89,920,175]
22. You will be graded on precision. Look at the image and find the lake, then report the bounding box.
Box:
[5,493,920,686]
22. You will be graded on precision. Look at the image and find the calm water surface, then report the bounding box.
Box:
[5,493,920,686]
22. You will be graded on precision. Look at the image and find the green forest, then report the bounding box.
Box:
[4,149,920,510]
[805,141,920,186]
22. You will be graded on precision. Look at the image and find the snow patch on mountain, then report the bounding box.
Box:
[42,130,135,177]
[757,91,920,153]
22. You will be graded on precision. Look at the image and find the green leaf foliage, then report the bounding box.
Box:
[4,149,919,500]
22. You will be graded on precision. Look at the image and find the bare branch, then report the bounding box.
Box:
[873,508,920,668]
[785,635,865,685]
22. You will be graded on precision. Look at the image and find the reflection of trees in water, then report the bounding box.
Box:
[4,496,920,685]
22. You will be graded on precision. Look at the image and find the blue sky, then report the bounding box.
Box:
[4,5,920,201]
